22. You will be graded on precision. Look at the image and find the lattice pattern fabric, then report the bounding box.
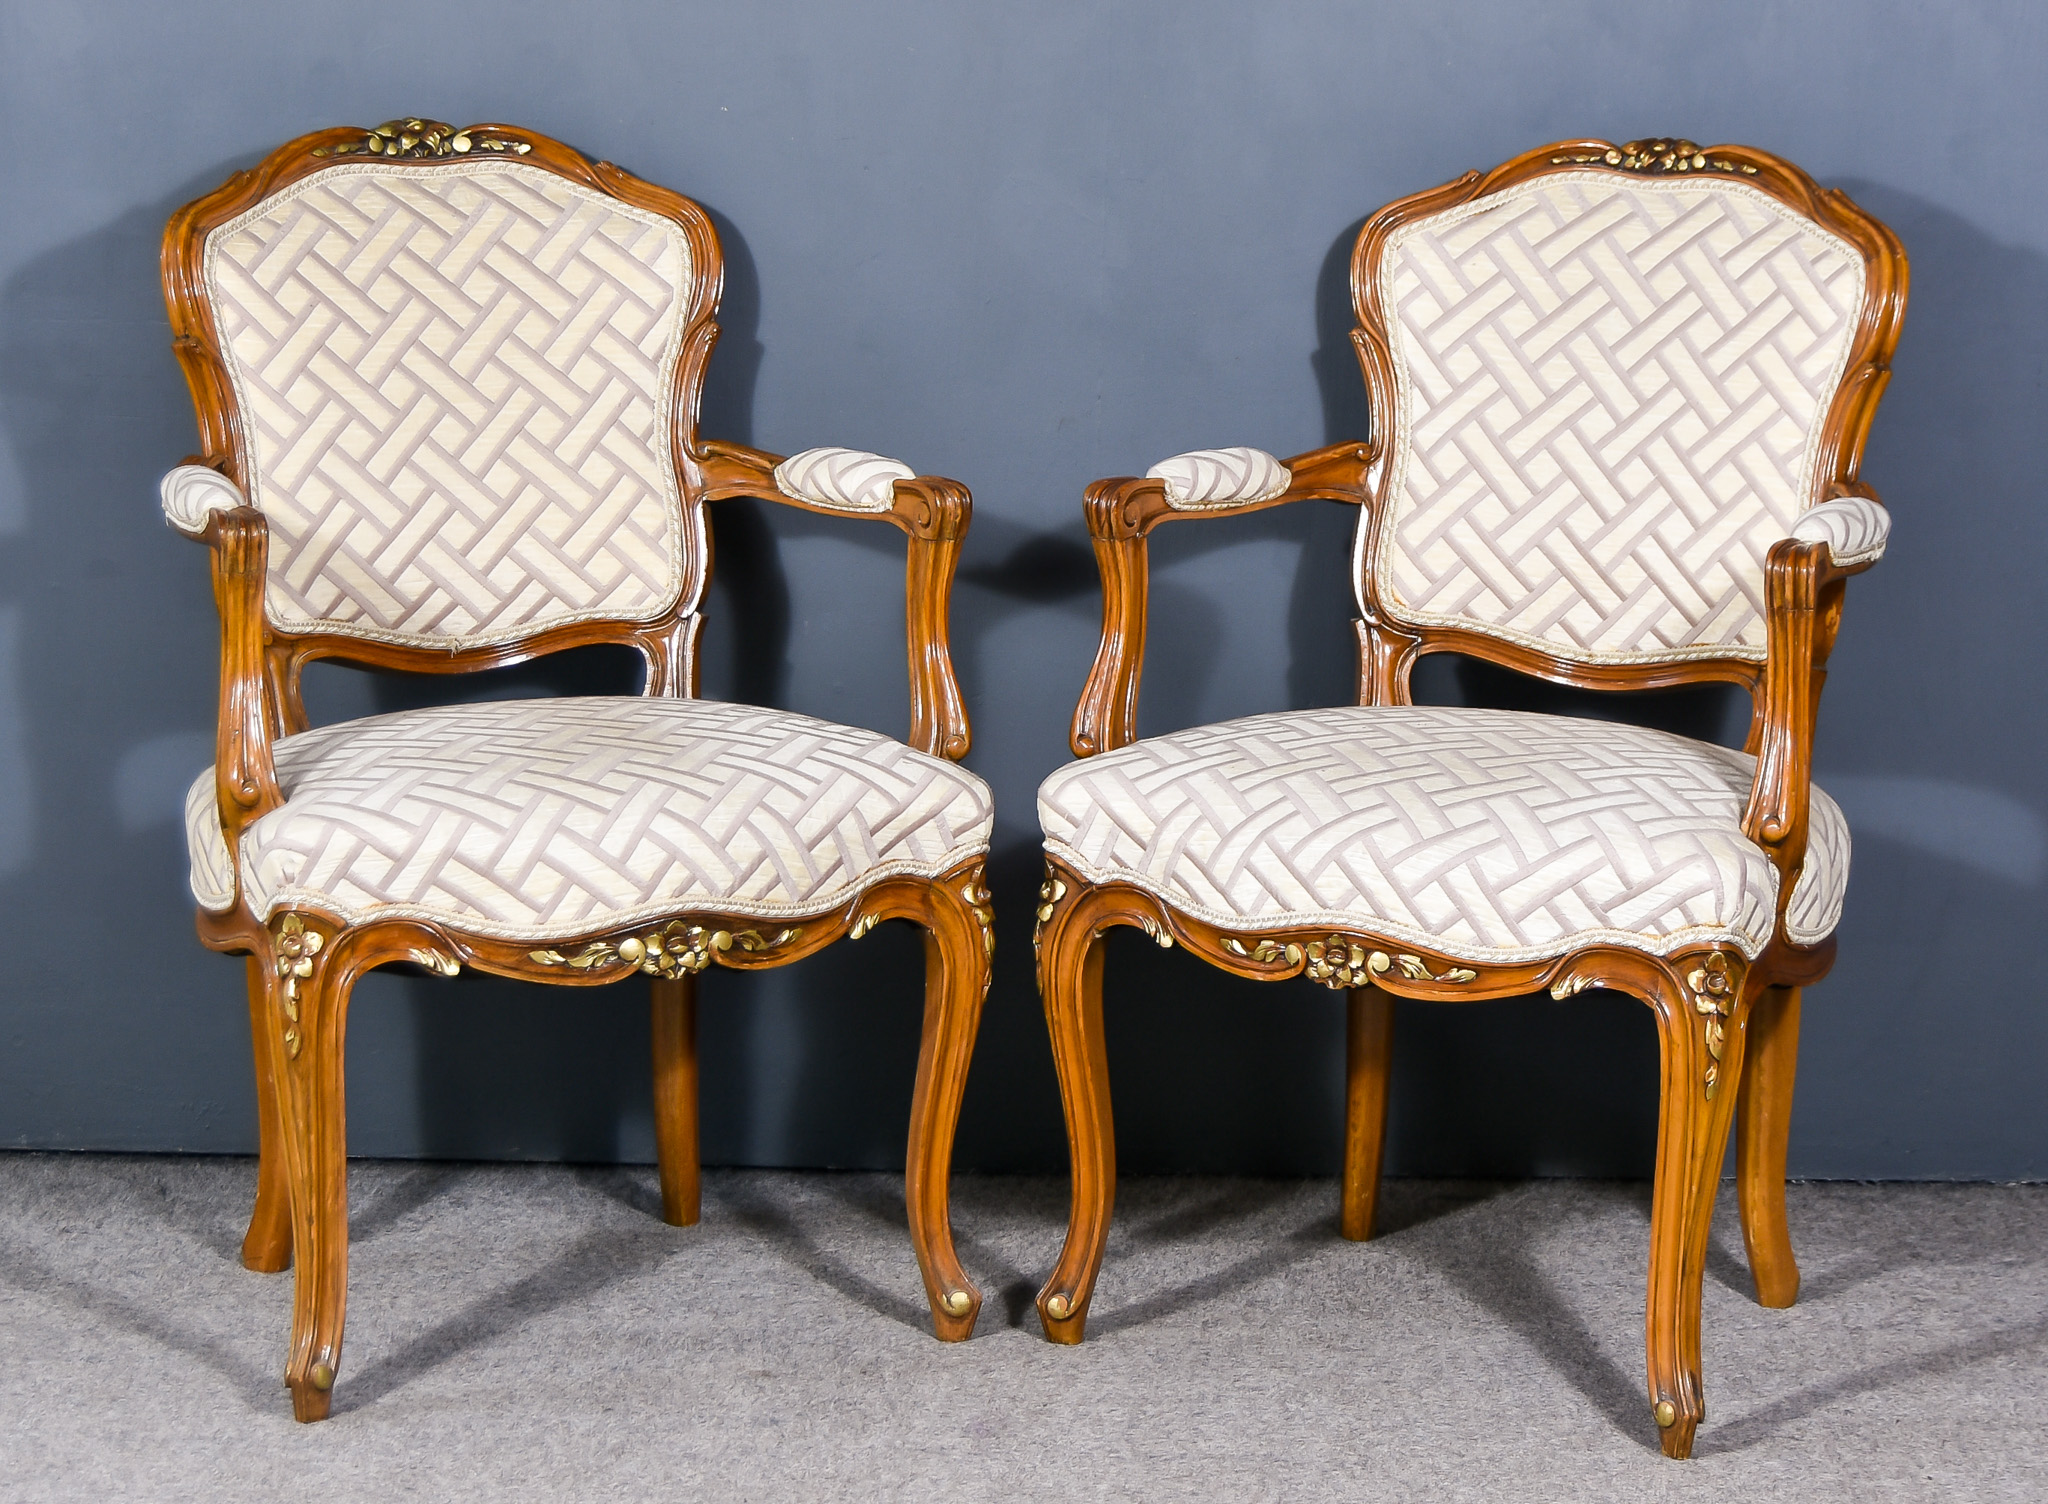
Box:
[185,697,992,936]
[1371,174,1866,662]
[204,161,697,648]
[1791,496,1888,566]
[1039,706,1846,961]
[773,448,914,513]
[1147,448,1291,509]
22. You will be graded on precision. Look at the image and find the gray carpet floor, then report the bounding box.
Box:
[0,1157,2042,1502]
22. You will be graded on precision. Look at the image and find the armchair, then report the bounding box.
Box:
[162,120,994,1420]
[1032,139,1906,1458]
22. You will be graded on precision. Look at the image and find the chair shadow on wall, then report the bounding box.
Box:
[0,165,289,1166]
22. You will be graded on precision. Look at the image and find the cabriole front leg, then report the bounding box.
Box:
[1642,957,1750,1459]
[268,914,353,1422]
[903,870,994,1340]
[1035,893,1113,1343]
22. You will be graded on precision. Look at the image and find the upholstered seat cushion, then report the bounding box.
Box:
[1038,706,1847,962]
[186,697,992,938]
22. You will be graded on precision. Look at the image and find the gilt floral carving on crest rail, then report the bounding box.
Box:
[1552,138,1759,176]
[315,119,533,160]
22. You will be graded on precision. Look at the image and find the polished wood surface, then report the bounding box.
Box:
[698,439,972,759]
[650,976,701,1228]
[1033,883,1112,1344]
[1737,986,1803,1308]
[165,122,990,1420]
[239,954,292,1274]
[1340,985,1395,1243]
[1071,441,1373,757]
[1040,139,1907,1459]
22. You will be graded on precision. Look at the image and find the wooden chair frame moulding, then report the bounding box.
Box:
[1044,138,1906,1460]
[165,121,988,1422]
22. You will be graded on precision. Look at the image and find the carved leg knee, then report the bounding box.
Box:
[1644,957,1748,1459]
[268,917,351,1422]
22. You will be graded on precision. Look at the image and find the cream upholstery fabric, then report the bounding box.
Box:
[773,448,914,513]
[1791,495,1888,566]
[185,697,992,935]
[185,771,238,908]
[1372,174,1867,663]
[203,161,698,649]
[1147,448,1291,509]
[160,465,246,535]
[1039,706,1846,961]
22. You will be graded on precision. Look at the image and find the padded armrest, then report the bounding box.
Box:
[1145,447,1291,509]
[1790,496,1888,567]
[161,464,246,535]
[773,447,916,513]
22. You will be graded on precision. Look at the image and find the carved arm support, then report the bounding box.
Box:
[696,440,972,760]
[163,466,283,876]
[1071,442,1373,756]
[1742,488,1886,929]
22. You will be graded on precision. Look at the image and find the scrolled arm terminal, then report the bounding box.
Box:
[162,464,247,535]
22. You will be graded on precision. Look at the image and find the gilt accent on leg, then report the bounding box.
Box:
[1643,956,1749,1459]
[269,914,352,1423]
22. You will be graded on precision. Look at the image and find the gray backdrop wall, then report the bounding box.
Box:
[2,0,2041,1180]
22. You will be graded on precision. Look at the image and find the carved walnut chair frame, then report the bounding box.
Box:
[1032,140,1906,1458]
[165,121,993,1422]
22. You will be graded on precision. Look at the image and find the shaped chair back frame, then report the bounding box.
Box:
[165,123,725,693]
[1348,137,1906,701]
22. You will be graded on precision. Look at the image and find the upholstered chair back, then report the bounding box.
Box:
[1359,158,1875,667]
[196,151,706,649]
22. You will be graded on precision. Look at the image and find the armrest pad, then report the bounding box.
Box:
[1791,496,1888,567]
[1145,447,1291,509]
[773,447,915,513]
[161,465,246,535]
